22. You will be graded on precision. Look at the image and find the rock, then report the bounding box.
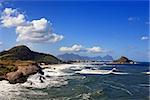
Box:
[113,56,135,64]
[18,65,40,76]
[5,64,43,84]
[6,70,24,84]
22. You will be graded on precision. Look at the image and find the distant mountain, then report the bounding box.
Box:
[57,53,86,61]
[102,55,113,61]
[0,45,61,64]
[57,53,113,61]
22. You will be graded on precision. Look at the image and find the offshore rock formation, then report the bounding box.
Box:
[113,56,135,64]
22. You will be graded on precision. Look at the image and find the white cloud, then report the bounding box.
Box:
[1,8,25,27]
[128,17,140,21]
[16,18,63,43]
[59,44,83,52]
[86,46,104,53]
[59,44,105,53]
[0,8,63,43]
[141,36,149,40]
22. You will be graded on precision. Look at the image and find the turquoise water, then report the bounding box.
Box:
[0,62,149,100]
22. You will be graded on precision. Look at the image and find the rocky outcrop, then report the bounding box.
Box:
[0,60,43,84]
[6,64,43,84]
[6,70,25,84]
[113,56,135,64]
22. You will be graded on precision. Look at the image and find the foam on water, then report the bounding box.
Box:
[75,68,129,75]
[0,80,48,99]
[43,68,73,77]
[112,72,129,75]
[22,63,86,88]
[75,69,112,75]
[142,71,150,75]
[139,84,150,87]
[22,73,69,88]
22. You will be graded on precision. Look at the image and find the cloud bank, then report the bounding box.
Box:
[59,44,105,53]
[0,8,63,43]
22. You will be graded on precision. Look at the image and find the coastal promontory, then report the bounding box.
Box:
[0,45,61,83]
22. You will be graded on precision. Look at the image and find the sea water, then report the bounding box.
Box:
[0,62,149,100]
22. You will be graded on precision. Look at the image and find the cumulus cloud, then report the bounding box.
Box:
[141,36,149,40]
[59,44,83,52]
[86,46,104,53]
[59,44,105,53]
[0,8,63,43]
[1,8,25,27]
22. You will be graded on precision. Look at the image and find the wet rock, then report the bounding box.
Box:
[5,64,43,84]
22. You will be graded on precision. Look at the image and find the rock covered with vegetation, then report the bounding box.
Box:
[113,56,135,64]
[0,45,61,83]
[0,45,61,64]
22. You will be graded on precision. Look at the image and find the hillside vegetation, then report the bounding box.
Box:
[0,45,61,64]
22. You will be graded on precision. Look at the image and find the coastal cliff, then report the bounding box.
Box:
[0,45,61,83]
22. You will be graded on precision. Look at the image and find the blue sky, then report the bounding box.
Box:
[0,1,149,61]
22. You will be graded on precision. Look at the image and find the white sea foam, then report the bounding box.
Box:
[112,72,129,75]
[139,84,150,87]
[75,93,91,100]
[0,80,48,99]
[75,68,129,75]
[22,63,85,89]
[143,72,150,75]
[75,69,113,75]
[22,74,69,88]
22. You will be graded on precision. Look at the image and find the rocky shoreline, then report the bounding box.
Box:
[0,60,43,84]
[0,45,62,84]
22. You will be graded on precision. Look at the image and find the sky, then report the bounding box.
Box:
[0,0,149,61]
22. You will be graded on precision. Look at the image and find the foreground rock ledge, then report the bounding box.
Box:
[0,60,43,84]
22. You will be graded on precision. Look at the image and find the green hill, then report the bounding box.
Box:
[0,45,61,64]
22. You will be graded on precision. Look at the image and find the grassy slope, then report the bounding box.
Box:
[0,45,61,64]
[0,60,35,76]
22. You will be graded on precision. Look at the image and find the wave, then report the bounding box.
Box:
[112,72,129,75]
[0,80,48,99]
[142,72,150,75]
[22,73,69,88]
[105,83,133,95]
[139,84,150,87]
[75,68,129,75]
[22,64,86,89]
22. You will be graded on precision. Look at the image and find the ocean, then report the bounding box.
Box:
[0,62,149,100]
